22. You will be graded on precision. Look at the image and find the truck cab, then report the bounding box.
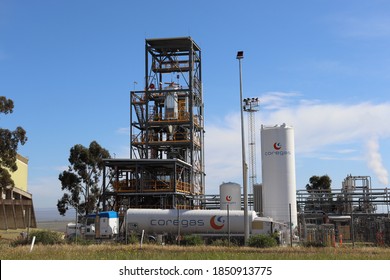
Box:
[65,222,83,239]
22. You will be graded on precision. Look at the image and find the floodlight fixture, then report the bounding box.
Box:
[236,51,244,59]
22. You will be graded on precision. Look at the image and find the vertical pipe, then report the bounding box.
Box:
[125,211,128,244]
[227,203,230,247]
[102,166,106,210]
[177,206,181,246]
[189,42,195,194]
[289,203,293,247]
[26,207,31,242]
[386,188,389,218]
[145,40,149,159]
[351,212,355,248]
[130,91,133,159]
[199,49,205,196]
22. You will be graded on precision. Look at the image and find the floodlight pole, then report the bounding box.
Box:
[237,51,249,244]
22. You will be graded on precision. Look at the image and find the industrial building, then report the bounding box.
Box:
[297,175,390,245]
[0,154,36,230]
[101,37,205,211]
[96,37,298,244]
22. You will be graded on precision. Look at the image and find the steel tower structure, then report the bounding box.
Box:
[243,98,259,195]
[101,37,204,210]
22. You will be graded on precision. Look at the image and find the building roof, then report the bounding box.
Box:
[16,154,29,164]
[146,36,201,52]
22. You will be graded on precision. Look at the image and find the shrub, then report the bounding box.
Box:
[181,235,203,246]
[28,230,64,245]
[248,234,277,248]
[209,238,229,247]
[10,238,28,247]
[126,232,140,244]
[303,241,326,248]
[209,238,238,247]
[10,230,64,247]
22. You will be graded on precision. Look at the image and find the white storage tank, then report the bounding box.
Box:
[261,123,297,228]
[220,182,241,210]
[126,208,257,235]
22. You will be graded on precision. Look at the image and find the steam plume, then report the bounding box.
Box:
[366,137,389,186]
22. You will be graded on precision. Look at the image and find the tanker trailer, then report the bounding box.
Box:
[125,208,275,238]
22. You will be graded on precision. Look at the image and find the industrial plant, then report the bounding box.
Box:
[76,37,390,246]
[101,37,204,211]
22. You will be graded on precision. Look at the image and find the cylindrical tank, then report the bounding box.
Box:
[164,85,178,120]
[261,123,297,227]
[342,176,355,193]
[220,182,241,210]
[126,209,257,235]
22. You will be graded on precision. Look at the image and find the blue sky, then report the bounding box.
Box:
[2,0,390,213]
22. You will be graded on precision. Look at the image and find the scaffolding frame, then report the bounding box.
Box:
[102,37,204,210]
[243,97,259,195]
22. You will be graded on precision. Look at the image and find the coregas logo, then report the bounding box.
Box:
[264,141,291,156]
[210,215,225,230]
[225,195,232,202]
[150,218,204,228]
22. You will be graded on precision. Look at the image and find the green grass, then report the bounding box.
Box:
[1,243,389,260]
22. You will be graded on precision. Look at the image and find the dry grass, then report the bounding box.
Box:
[1,242,389,260]
[1,225,389,260]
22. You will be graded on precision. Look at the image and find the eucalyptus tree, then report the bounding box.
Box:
[57,141,110,218]
[305,175,333,213]
[0,96,27,189]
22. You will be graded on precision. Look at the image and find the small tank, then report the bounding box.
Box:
[220,182,241,210]
[164,84,178,120]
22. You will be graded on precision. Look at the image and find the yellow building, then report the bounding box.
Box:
[11,154,29,192]
[0,154,36,230]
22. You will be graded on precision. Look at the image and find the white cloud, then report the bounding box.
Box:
[336,149,357,154]
[204,93,390,192]
[257,92,301,110]
[204,114,243,193]
[260,100,390,154]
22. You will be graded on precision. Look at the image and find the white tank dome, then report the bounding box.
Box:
[219,182,241,210]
